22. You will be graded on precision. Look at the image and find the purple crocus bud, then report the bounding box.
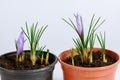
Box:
[76,13,83,38]
[17,32,24,55]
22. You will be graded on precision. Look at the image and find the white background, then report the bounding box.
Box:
[0,0,120,80]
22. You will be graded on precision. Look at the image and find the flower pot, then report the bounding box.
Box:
[0,50,57,80]
[58,48,120,80]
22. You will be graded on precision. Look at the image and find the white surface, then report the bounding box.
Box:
[0,0,120,80]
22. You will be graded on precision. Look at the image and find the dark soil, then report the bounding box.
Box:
[0,51,55,70]
[64,51,117,67]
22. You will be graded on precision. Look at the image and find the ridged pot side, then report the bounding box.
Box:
[58,48,120,80]
[0,50,58,80]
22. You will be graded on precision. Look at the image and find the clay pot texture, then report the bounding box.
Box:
[58,48,120,80]
[0,50,58,80]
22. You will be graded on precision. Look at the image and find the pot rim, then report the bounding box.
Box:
[58,48,120,71]
[0,50,58,73]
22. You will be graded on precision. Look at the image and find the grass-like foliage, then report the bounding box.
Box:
[21,22,48,66]
[63,13,107,64]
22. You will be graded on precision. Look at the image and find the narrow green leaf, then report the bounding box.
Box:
[21,27,31,43]
[62,18,73,28]
[94,20,105,31]
[25,22,30,39]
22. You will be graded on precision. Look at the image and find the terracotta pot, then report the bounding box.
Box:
[58,48,120,80]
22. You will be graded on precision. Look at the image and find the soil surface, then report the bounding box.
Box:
[64,51,117,67]
[0,51,54,70]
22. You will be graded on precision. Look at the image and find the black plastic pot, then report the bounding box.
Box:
[0,50,57,80]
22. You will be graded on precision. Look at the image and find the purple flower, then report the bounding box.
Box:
[76,13,83,38]
[17,32,24,55]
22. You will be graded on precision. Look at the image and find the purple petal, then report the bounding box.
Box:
[76,13,83,38]
[17,32,24,55]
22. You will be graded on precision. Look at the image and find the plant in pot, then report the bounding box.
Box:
[58,13,120,80]
[0,22,57,80]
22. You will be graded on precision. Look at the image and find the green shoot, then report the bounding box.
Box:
[89,33,96,63]
[36,46,46,57]
[45,49,49,65]
[41,53,44,64]
[70,48,75,66]
[97,32,107,63]
[36,46,46,65]
[76,48,83,63]
[18,52,25,62]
